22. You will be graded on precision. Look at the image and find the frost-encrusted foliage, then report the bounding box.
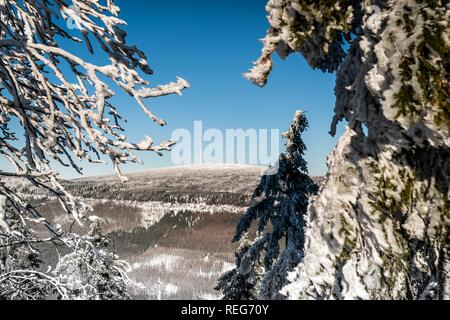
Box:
[52,223,133,300]
[217,112,318,300]
[248,0,450,300]
[215,236,263,300]
[0,0,188,299]
[244,0,360,86]
[0,220,134,300]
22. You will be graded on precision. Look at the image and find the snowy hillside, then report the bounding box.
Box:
[4,164,324,300]
[68,164,267,206]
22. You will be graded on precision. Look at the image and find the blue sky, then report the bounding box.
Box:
[2,0,346,178]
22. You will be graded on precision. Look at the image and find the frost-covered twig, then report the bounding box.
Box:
[0,0,189,300]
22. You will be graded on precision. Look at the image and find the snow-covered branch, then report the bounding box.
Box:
[244,0,357,86]
[0,0,189,222]
[245,0,449,300]
[0,0,189,299]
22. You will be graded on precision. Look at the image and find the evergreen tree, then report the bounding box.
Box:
[215,236,263,300]
[217,111,318,300]
[246,0,450,299]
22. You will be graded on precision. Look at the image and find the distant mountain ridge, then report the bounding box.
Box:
[2,164,325,207]
[66,164,266,207]
[66,164,325,207]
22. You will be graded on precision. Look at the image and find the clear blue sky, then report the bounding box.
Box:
[2,0,346,178]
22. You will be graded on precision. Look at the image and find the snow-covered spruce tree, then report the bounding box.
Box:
[246,0,449,299]
[52,221,132,300]
[215,235,263,300]
[217,111,318,300]
[0,0,189,299]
